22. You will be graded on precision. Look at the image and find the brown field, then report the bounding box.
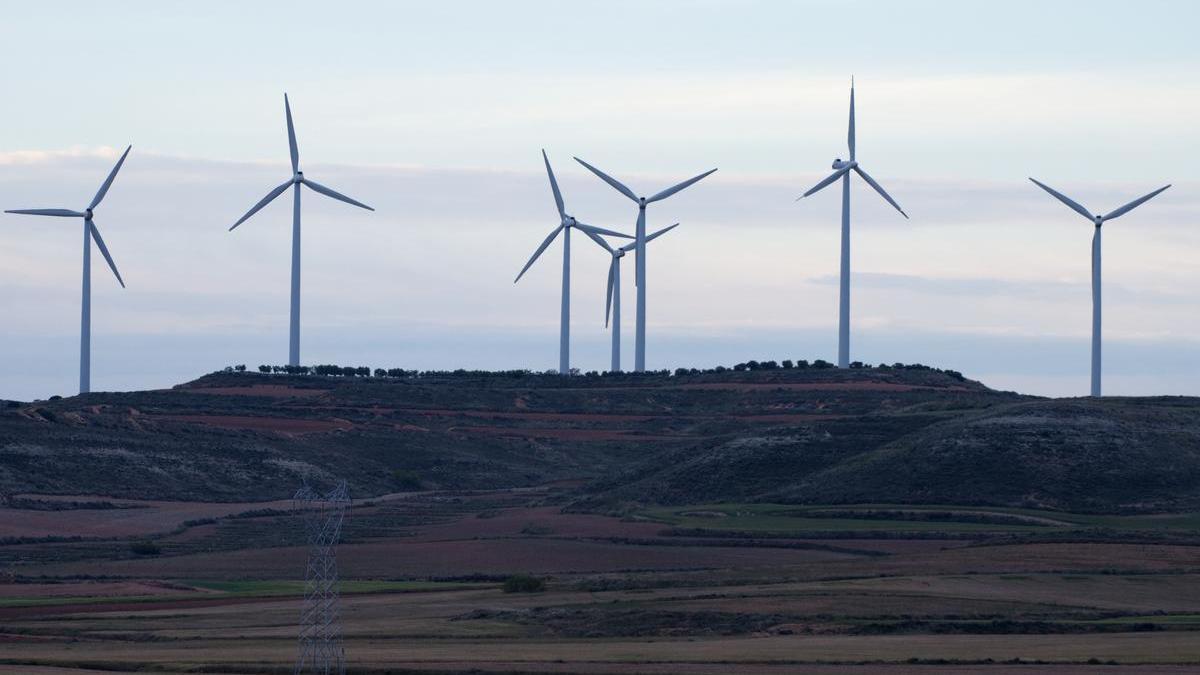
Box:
[3,487,1200,674]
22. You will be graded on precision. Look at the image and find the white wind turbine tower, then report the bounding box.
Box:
[798,80,907,368]
[229,94,374,367]
[574,158,716,372]
[514,150,631,375]
[581,224,678,372]
[6,146,132,395]
[1029,178,1170,397]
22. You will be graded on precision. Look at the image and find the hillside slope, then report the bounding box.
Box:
[3,366,1198,512]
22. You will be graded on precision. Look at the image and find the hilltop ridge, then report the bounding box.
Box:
[2,364,1198,513]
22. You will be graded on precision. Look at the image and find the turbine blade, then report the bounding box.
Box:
[645,222,680,243]
[798,168,849,199]
[581,227,615,254]
[647,168,718,203]
[285,93,299,173]
[89,145,132,210]
[848,80,856,161]
[229,180,292,231]
[575,222,632,239]
[853,166,908,219]
[542,150,565,218]
[1029,178,1094,221]
[87,219,124,288]
[1102,184,1171,222]
[5,208,86,217]
[302,178,374,211]
[605,258,616,328]
[574,157,638,203]
[513,225,563,283]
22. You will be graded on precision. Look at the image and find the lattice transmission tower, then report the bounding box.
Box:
[293,479,351,675]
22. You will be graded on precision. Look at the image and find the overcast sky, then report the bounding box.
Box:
[1,0,1198,400]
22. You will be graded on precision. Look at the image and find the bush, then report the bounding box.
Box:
[130,540,161,556]
[392,470,422,491]
[502,574,546,593]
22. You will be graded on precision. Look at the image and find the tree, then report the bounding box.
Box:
[258,365,271,374]
[781,360,794,369]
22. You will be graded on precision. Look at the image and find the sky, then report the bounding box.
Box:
[1,0,1198,400]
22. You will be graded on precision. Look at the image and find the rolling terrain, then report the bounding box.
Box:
[2,365,1200,673]
[3,365,1199,512]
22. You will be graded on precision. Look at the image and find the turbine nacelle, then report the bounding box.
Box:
[1094,215,1104,227]
[832,159,856,170]
[562,215,577,227]
[293,171,304,184]
[84,208,94,219]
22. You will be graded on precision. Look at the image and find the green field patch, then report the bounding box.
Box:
[642,503,1200,535]
[0,580,488,608]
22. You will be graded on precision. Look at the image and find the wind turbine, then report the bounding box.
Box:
[514,150,631,374]
[1028,178,1170,397]
[574,157,716,372]
[581,223,678,372]
[798,79,907,368]
[6,145,131,395]
[229,94,374,367]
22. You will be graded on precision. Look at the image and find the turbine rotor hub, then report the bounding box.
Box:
[293,171,304,184]
[84,208,93,219]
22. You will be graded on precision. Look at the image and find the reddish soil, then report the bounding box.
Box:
[2,492,413,539]
[447,426,693,441]
[152,414,353,436]
[404,408,661,422]
[178,384,327,398]
[0,580,197,599]
[0,594,277,620]
[389,408,841,425]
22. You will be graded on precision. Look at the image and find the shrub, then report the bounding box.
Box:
[392,470,422,491]
[130,540,161,556]
[503,574,546,593]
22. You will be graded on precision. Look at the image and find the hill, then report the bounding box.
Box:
[2,365,1199,513]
